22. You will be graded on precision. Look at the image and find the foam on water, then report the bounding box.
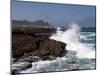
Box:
[20,56,78,73]
[50,24,95,59]
[80,32,95,40]
[19,24,96,73]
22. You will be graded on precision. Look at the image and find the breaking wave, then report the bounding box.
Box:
[50,23,95,59]
[19,23,96,73]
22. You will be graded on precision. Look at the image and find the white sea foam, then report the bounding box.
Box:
[50,23,95,59]
[19,24,95,73]
[80,32,95,39]
[20,56,78,73]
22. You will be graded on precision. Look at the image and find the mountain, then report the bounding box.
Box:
[12,20,50,27]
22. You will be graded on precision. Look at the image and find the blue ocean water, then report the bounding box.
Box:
[80,28,96,51]
[77,28,96,70]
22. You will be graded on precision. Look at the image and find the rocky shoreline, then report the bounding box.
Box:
[12,27,67,74]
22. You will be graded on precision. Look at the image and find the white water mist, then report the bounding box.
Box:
[50,23,95,59]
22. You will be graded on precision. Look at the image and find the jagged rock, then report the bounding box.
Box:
[12,34,37,57]
[12,27,66,61]
[18,56,41,62]
[37,39,66,57]
[12,26,56,36]
[41,55,56,60]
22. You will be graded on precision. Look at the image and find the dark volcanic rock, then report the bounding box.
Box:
[38,39,66,57]
[12,34,37,57]
[12,27,66,61]
[18,56,41,63]
[12,27,56,36]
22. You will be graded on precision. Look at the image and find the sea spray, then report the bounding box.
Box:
[20,24,95,73]
[19,24,95,73]
[50,23,95,59]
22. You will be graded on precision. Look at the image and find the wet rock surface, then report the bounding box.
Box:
[12,27,66,60]
[12,27,67,74]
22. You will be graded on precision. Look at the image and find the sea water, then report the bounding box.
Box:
[20,24,96,73]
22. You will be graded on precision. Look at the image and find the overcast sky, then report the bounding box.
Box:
[12,0,96,27]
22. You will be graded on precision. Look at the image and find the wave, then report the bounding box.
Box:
[20,50,95,73]
[80,32,95,39]
[80,36,95,41]
[20,57,76,73]
[50,23,95,59]
[19,24,95,73]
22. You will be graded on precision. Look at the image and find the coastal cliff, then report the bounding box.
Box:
[12,27,66,61]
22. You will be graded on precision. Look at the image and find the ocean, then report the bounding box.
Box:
[17,24,96,73]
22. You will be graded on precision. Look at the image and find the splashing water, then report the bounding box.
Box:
[50,23,95,59]
[18,24,95,73]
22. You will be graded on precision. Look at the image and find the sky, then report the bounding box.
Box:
[12,0,96,27]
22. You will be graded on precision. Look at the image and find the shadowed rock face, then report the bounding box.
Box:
[12,34,37,57]
[12,27,66,61]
